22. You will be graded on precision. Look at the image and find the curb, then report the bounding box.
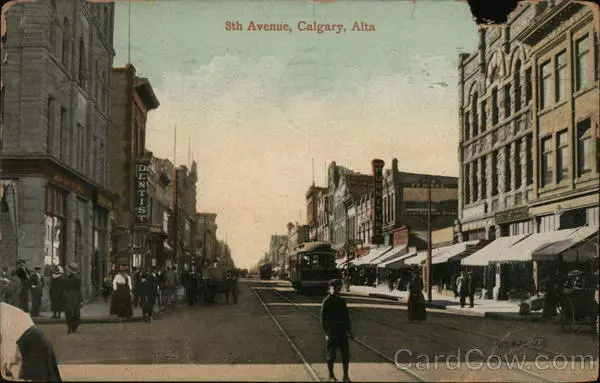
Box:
[33,316,145,325]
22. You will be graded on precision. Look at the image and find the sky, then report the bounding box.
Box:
[112,0,479,269]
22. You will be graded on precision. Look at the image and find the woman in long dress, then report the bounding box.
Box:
[407,271,426,322]
[62,263,82,334]
[110,266,133,318]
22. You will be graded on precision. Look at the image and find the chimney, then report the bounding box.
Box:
[392,158,399,173]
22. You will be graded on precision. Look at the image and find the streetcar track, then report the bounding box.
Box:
[263,287,427,382]
[275,288,559,383]
[250,286,321,382]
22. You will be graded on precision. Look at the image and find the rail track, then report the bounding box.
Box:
[272,287,562,383]
[250,286,427,382]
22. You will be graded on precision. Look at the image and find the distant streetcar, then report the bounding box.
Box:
[288,242,341,293]
[259,263,273,280]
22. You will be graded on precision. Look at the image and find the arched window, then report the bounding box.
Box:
[78,38,86,86]
[61,18,69,67]
[514,60,522,112]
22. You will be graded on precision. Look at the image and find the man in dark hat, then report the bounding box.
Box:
[63,262,82,334]
[320,279,353,383]
[29,266,44,317]
[16,259,30,312]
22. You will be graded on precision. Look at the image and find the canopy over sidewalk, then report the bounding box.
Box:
[431,240,483,265]
[377,249,418,269]
[532,226,599,262]
[461,234,530,266]
[352,246,392,267]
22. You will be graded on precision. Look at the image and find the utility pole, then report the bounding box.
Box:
[426,175,432,302]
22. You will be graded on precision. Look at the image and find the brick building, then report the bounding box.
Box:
[174,163,198,268]
[0,0,116,299]
[109,64,159,268]
[458,1,599,297]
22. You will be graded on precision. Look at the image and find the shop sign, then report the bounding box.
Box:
[392,227,408,246]
[52,174,87,196]
[495,207,530,225]
[371,159,385,245]
[96,193,113,210]
[135,161,149,225]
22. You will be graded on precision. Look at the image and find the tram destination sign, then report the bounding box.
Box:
[135,161,150,225]
[371,159,385,245]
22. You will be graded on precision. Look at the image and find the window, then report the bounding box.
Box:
[92,135,97,181]
[526,134,533,186]
[575,36,589,91]
[472,162,478,202]
[515,139,522,189]
[61,18,69,67]
[480,100,487,132]
[464,111,471,141]
[540,61,551,109]
[472,93,479,136]
[504,146,511,192]
[46,96,55,154]
[59,107,67,161]
[525,68,532,104]
[541,136,553,187]
[104,6,110,38]
[577,118,592,176]
[78,38,86,86]
[1,86,5,124]
[555,51,566,101]
[556,130,569,182]
[464,163,471,205]
[492,88,499,125]
[481,156,487,199]
[492,151,499,196]
[514,61,522,112]
[504,84,511,119]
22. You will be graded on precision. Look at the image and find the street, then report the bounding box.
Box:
[38,279,598,382]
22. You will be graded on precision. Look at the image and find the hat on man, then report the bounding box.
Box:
[34,266,42,271]
[17,259,25,265]
[329,279,342,287]
[51,265,61,275]
[67,262,79,273]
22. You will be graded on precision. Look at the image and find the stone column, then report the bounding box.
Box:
[510,140,516,193]
[485,152,493,204]
[477,157,483,202]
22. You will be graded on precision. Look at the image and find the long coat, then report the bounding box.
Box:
[62,274,82,331]
[137,273,158,314]
[49,275,65,312]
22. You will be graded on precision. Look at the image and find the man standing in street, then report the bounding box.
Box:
[320,279,353,383]
[29,266,44,317]
[63,263,82,334]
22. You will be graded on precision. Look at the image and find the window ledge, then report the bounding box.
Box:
[573,85,596,99]
[574,174,598,185]
[537,99,569,117]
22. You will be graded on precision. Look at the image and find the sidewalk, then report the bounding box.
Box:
[343,285,546,322]
[33,287,187,325]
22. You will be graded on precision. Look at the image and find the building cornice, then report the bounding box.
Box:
[515,2,584,46]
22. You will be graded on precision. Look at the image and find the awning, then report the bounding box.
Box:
[405,246,447,266]
[532,226,599,262]
[352,246,392,267]
[494,228,580,264]
[372,245,408,266]
[431,240,482,265]
[461,234,530,266]
[377,249,419,269]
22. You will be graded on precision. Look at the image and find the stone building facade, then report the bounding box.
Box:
[305,183,327,241]
[146,155,173,267]
[268,234,287,265]
[0,0,116,299]
[109,64,159,268]
[174,163,197,268]
[457,0,599,242]
[195,212,217,266]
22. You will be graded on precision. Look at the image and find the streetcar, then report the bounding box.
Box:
[288,242,341,293]
[259,263,273,280]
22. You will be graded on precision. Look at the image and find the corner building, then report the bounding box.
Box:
[0,0,116,299]
[458,0,599,296]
